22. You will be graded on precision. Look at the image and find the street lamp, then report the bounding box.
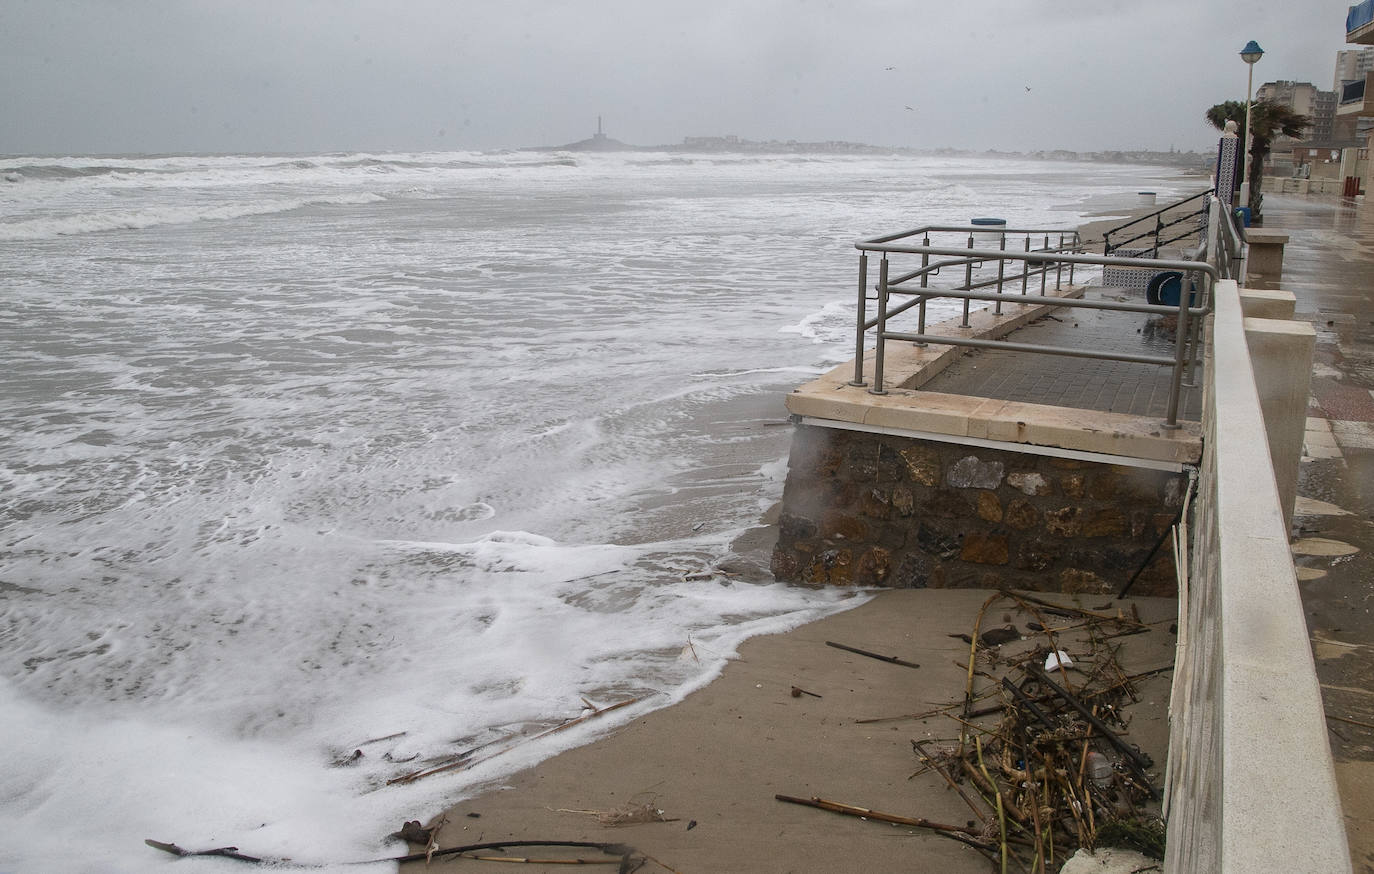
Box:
[1239,40,1264,210]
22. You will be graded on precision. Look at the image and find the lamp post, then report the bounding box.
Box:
[1239,40,1264,211]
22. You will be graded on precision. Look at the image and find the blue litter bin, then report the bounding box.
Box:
[1235,206,1252,227]
[1146,271,1198,308]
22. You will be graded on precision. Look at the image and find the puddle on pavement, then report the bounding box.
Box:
[1295,496,1355,517]
[1313,629,1367,661]
[1292,537,1362,557]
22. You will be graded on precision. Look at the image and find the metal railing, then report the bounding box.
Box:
[1101,188,1214,257]
[849,210,1240,429]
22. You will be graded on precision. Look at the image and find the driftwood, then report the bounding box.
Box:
[388,695,648,785]
[824,640,920,669]
[830,590,1171,872]
[148,838,640,868]
[1024,664,1157,793]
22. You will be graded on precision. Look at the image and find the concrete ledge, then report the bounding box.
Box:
[1238,287,1297,320]
[1245,229,1289,290]
[787,385,1201,465]
[1243,316,1315,526]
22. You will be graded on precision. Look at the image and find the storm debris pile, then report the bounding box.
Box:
[778,589,1172,873]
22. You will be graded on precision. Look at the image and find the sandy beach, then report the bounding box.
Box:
[401,587,1176,872]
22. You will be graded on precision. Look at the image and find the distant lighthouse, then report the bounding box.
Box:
[593,116,608,144]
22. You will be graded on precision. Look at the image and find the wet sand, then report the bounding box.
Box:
[403,589,1176,873]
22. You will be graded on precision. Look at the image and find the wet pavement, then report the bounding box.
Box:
[1262,194,1374,872]
[920,286,1203,422]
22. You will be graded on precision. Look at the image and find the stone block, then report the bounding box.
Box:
[976,491,1003,522]
[820,511,869,542]
[860,488,891,519]
[1088,472,1120,500]
[1045,506,1083,537]
[1060,473,1086,498]
[947,455,1005,489]
[1016,540,1060,572]
[808,547,853,585]
[899,445,941,486]
[961,533,1010,565]
[926,489,973,518]
[1083,508,1127,538]
[1007,471,1051,496]
[847,442,879,481]
[916,521,963,560]
[892,552,932,588]
[892,486,915,517]
[855,547,892,584]
[876,444,905,482]
[1005,499,1040,530]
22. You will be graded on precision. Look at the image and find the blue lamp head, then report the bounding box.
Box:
[1240,40,1264,64]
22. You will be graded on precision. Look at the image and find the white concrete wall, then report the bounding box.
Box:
[1244,316,1315,526]
[1163,280,1350,872]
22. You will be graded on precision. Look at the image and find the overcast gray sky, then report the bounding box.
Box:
[0,0,1359,155]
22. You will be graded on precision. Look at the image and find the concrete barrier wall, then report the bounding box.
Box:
[1162,280,1350,872]
[1264,175,1352,196]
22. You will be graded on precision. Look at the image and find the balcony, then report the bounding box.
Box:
[1350,0,1374,43]
[1337,72,1374,116]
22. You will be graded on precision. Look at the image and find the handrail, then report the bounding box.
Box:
[850,218,1225,429]
[1101,189,1214,257]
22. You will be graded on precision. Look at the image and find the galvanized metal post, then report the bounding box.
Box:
[1054,239,1064,290]
[870,256,890,395]
[916,234,929,346]
[850,253,869,386]
[962,234,973,327]
[1040,234,1049,297]
[994,232,1006,315]
[1163,268,1193,429]
[1022,236,1030,295]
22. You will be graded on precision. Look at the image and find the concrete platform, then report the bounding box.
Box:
[784,282,1204,467]
[921,287,1203,422]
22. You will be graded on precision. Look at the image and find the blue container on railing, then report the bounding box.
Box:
[1235,206,1252,227]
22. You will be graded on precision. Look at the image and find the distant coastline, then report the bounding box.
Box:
[532,130,1214,170]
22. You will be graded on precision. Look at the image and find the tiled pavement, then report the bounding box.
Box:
[917,286,1203,423]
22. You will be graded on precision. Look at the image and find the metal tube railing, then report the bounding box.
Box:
[852,222,1223,428]
[1101,188,1214,254]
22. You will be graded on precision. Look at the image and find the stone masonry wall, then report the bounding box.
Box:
[770,424,1187,596]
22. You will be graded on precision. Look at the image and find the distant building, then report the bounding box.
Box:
[1334,47,1374,90]
[1256,80,1335,146]
[1342,4,1374,149]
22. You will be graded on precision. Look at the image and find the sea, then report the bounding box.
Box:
[0,149,1194,872]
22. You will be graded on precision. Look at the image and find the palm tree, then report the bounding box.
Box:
[1205,99,1310,222]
